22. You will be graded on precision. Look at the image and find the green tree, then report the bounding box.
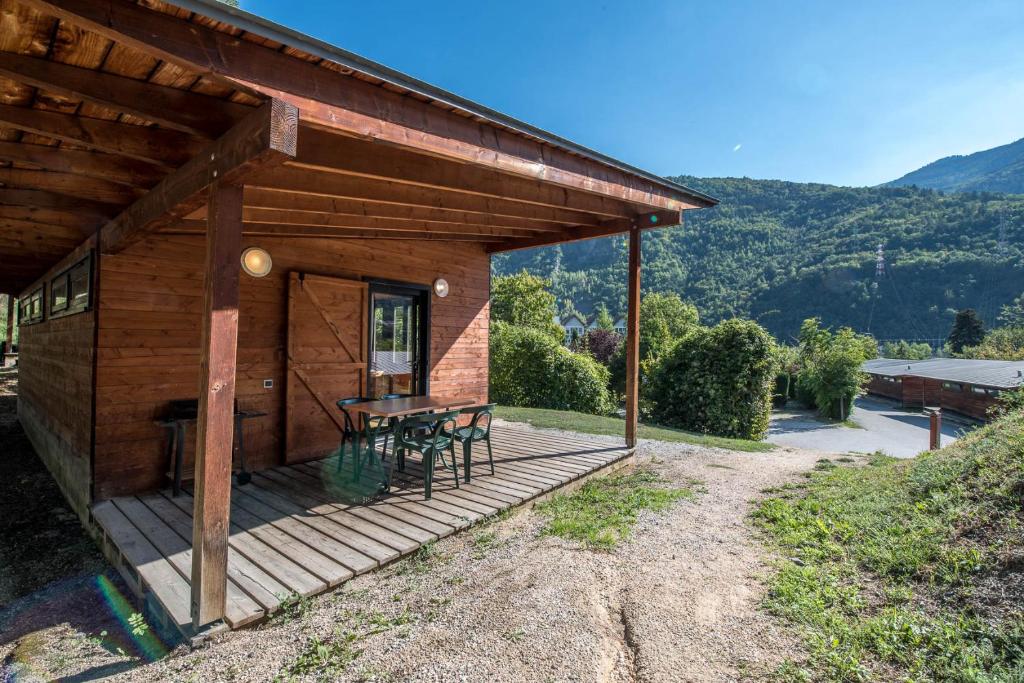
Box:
[609,293,700,396]
[948,308,986,354]
[490,270,563,342]
[880,339,932,360]
[960,327,1024,361]
[796,318,873,420]
[593,303,615,331]
[998,294,1024,327]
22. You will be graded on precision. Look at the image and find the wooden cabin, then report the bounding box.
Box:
[0,0,715,636]
[863,358,1024,420]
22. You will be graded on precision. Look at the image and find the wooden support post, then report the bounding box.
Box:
[190,182,243,629]
[624,222,641,449]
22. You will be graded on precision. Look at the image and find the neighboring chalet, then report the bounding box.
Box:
[864,358,1024,420]
[555,312,626,345]
[0,0,715,638]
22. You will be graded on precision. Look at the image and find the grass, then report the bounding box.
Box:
[754,406,1024,681]
[495,405,774,452]
[535,468,697,549]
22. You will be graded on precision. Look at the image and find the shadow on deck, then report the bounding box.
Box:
[90,425,633,637]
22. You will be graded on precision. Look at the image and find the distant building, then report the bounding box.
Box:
[559,313,587,345]
[863,358,1024,421]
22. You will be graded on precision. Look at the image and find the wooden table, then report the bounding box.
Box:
[353,395,476,491]
[356,395,475,419]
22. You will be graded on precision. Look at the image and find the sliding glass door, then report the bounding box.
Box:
[367,282,429,399]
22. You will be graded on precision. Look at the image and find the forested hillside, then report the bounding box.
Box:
[887,137,1024,194]
[492,178,1024,342]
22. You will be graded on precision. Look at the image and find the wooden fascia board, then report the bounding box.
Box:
[99,99,298,254]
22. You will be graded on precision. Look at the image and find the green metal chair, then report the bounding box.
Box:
[335,397,368,475]
[369,393,407,461]
[445,403,496,483]
[392,409,461,500]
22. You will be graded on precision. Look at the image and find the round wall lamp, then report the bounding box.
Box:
[433,278,450,298]
[240,247,273,278]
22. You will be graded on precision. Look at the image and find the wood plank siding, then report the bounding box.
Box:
[92,234,489,499]
[16,237,97,519]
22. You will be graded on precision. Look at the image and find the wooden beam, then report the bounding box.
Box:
[163,219,525,240]
[190,181,242,629]
[173,210,542,236]
[0,188,122,219]
[0,217,90,241]
[0,104,201,168]
[100,98,298,254]
[0,141,165,188]
[236,188,566,232]
[486,210,681,254]
[0,52,250,138]
[26,0,710,211]
[0,168,140,205]
[0,205,104,233]
[292,130,637,219]
[248,168,601,227]
[624,223,641,449]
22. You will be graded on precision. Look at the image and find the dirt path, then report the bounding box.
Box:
[53,429,820,683]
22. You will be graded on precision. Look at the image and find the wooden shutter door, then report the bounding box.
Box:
[285,272,368,463]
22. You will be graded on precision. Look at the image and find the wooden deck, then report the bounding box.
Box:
[91,425,632,635]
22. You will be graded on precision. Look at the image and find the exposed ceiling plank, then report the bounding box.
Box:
[24,0,708,211]
[0,205,104,232]
[291,129,636,220]
[0,52,252,138]
[0,140,165,188]
[0,188,122,219]
[187,204,547,234]
[0,216,92,241]
[247,167,604,228]
[234,189,566,232]
[487,210,682,253]
[165,216,537,238]
[100,98,298,254]
[0,104,201,168]
[0,167,141,204]
[160,224,501,242]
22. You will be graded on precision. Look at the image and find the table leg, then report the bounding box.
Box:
[173,422,185,497]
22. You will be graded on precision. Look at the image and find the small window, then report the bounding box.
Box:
[971,386,999,397]
[942,381,962,392]
[19,287,44,325]
[50,273,69,314]
[49,253,92,319]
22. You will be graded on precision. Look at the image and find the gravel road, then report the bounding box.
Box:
[6,426,823,682]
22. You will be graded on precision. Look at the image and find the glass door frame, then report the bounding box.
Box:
[365,279,431,397]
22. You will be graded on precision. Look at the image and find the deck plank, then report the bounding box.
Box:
[91,426,632,637]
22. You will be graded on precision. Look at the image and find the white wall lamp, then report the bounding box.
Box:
[433,278,450,298]
[240,247,273,278]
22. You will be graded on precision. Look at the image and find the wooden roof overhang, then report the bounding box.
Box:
[0,0,717,295]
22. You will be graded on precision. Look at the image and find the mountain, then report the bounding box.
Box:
[492,177,1024,342]
[887,137,1024,194]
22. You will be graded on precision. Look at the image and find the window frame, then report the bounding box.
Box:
[48,253,93,320]
[366,279,431,397]
[19,286,45,326]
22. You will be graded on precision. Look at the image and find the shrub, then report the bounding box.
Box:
[609,293,700,395]
[881,339,933,360]
[490,270,564,342]
[580,329,622,365]
[489,322,614,415]
[960,326,1024,361]
[648,318,779,440]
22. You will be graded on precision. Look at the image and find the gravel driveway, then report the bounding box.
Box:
[6,427,823,682]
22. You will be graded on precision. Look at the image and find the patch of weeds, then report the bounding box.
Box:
[395,542,445,576]
[273,592,313,625]
[706,462,737,470]
[471,529,506,558]
[443,575,465,586]
[768,659,813,682]
[813,458,836,471]
[835,456,855,463]
[753,409,1024,681]
[503,628,526,643]
[276,630,361,682]
[535,468,695,550]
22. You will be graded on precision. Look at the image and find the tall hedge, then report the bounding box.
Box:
[489,322,614,415]
[648,319,779,440]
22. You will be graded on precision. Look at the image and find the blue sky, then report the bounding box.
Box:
[240,0,1024,187]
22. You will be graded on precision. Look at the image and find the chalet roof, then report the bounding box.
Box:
[177,0,718,210]
[0,0,718,295]
[863,358,1024,390]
